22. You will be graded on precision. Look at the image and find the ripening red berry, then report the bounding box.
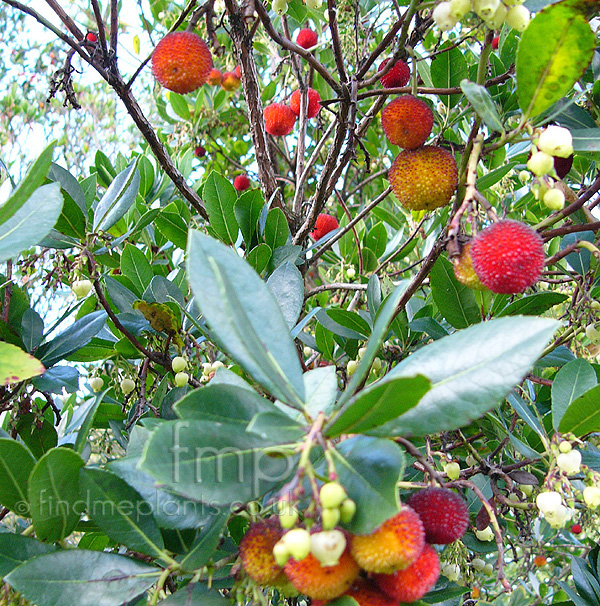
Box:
[264,103,297,136]
[378,59,410,88]
[86,32,98,43]
[290,88,321,119]
[311,213,339,240]
[492,36,499,50]
[571,524,582,534]
[470,220,545,294]
[194,145,206,158]
[234,174,251,191]
[296,28,318,49]
[381,95,434,149]
[407,487,470,545]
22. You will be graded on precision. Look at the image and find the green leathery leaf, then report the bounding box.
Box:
[460,80,504,133]
[5,550,160,606]
[430,255,480,329]
[0,342,45,386]
[330,436,405,534]
[371,316,559,437]
[159,583,231,605]
[203,171,239,245]
[121,244,153,297]
[80,467,165,557]
[552,358,597,430]
[558,384,600,436]
[187,231,305,408]
[28,447,85,542]
[0,534,56,578]
[0,438,36,515]
[326,375,431,437]
[431,45,468,108]
[138,419,295,505]
[93,160,140,232]
[516,3,595,117]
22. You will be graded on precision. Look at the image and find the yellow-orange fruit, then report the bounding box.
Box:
[151,31,213,94]
[207,68,223,86]
[452,243,487,291]
[350,507,425,574]
[381,95,434,149]
[221,70,241,91]
[284,547,360,600]
[375,544,440,602]
[239,518,286,585]
[389,146,458,211]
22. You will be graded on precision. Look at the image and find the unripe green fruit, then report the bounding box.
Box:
[357,347,367,359]
[520,484,534,497]
[272,0,288,14]
[279,506,299,529]
[518,170,530,184]
[321,507,340,530]
[527,150,553,176]
[445,461,461,480]
[305,0,322,8]
[172,356,188,373]
[558,440,572,454]
[120,378,135,395]
[339,498,356,523]
[506,4,530,31]
[472,558,486,572]
[174,372,189,387]
[72,279,93,298]
[483,563,494,576]
[273,540,291,566]
[449,0,471,19]
[475,526,494,542]
[90,377,104,392]
[281,528,311,561]
[586,324,600,343]
[465,454,478,467]
[320,482,347,509]
[543,188,565,211]
[590,300,600,310]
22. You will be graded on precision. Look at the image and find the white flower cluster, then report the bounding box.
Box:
[535,491,573,529]
[527,125,574,211]
[432,0,531,32]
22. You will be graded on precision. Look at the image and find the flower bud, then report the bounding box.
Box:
[120,378,135,394]
[310,530,346,566]
[433,2,458,30]
[174,372,189,387]
[281,528,311,561]
[537,125,573,158]
[527,150,554,176]
[445,461,461,480]
[72,279,93,298]
[475,526,494,542]
[506,4,530,31]
[172,356,188,373]
[320,482,347,509]
[556,450,581,476]
[543,188,565,211]
[90,377,104,392]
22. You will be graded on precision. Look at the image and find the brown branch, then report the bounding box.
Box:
[541,220,600,241]
[224,0,285,212]
[90,0,110,58]
[110,0,119,51]
[327,0,347,83]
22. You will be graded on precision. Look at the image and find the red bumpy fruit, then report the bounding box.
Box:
[311,213,339,240]
[375,544,440,603]
[389,146,458,211]
[290,88,321,119]
[239,518,286,585]
[378,59,410,88]
[381,95,434,149]
[264,103,297,136]
[312,580,398,606]
[151,31,213,94]
[234,175,251,191]
[350,506,425,574]
[407,487,470,545]
[296,28,318,49]
[284,548,360,600]
[469,219,545,294]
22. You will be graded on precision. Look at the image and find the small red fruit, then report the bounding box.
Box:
[492,36,500,50]
[407,487,470,545]
[296,28,318,49]
[389,146,458,211]
[571,524,582,534]
[310,213,339,240]
[375,544,440,603]
[194,145,206,158]
[264,103,297,136]
[470,220,545,294]
[221,70,241,91]
[378,58,410,88]
[234,174,251,191]
[381,95,434,149]
[350,507,425,574]
[239,518,286,585]
[207,68,223,86]
[290,88,321,118]
[151,31,213,94]
[86,32,98,43]
[284,548,360,600]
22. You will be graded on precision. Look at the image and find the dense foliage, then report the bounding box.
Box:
[0,0,599,605]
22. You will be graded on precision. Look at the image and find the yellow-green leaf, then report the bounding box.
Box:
[0,342,45,385]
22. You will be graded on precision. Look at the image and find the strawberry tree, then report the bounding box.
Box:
[0,0,598,605]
